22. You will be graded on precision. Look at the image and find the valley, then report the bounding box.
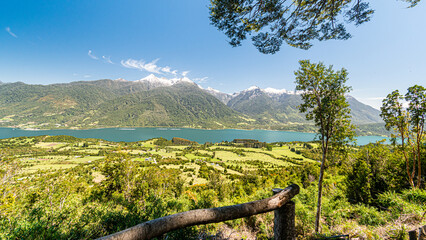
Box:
[0,78,387,136]
[2,1,425,239]
[1,135,424,239]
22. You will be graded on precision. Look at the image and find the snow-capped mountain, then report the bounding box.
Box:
[203,86,300,105]
[205,87,234,104]
[202,85,382,125]
[263,87,300,96]
[135,74,195,87]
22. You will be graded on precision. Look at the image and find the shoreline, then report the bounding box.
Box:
[0,125,389,138]
[1,125,314,134]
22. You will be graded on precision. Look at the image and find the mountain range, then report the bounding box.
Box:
[0,75,386,135]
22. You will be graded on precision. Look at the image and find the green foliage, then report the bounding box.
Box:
[209,0,376,53]
[0,81,386,133]
[226,84,384,128]
[0,81,248,130]
[381,85,426,188]
[42,135,80,143]
[172,137,197,146]
[0,136,425,239]
[346,157,372,204]
[295,60,355,232]
[403,188,426,204]
[295,60,355,148]
[386,225,409,240]
[351,204,386,226]
[153,137,173,146]
[209,0,419,54]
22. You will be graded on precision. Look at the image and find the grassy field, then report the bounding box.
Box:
[6,136,317,186]
[2,135,425,240]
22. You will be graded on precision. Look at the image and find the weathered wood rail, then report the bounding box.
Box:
[409,225,426,240]
[98,184,300,240]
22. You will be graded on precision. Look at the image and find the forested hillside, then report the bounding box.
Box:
[0,81,249,129]
[208,86,382,126]
[0,80,385,134]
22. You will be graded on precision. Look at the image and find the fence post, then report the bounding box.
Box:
[409,225,426,240]
[273,188,296,240]
[409,229,417,240]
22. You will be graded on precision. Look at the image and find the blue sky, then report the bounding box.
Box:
[1,0,425,109]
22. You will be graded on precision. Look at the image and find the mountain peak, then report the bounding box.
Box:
[264,87,286,94]
[263,87,298,95]
[181,76,193,83]
[170,76,194,84]
[136,74,173,86]
[206,87,220,93]
[114,78,128,82]
[246,86,260,91]
[136,74,195,87]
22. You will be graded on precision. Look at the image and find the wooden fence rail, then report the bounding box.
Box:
[98,184,300,240]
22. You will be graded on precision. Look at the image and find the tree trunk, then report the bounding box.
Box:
[417,129,422,188]
[417,151,422,189]
[400,131,414,188]
[315,148,327,233]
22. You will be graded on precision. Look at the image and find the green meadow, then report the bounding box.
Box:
[1,135,425,239]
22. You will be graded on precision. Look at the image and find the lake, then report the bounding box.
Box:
[0,127,389,145]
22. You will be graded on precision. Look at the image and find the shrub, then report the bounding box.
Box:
[351,204,386,226]
[402,188,426,204]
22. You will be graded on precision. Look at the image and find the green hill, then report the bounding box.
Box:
[0,80,386,135]
[0,81,248,129]
[220,87,382,126]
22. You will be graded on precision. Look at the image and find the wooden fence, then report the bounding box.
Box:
[97,184,300,240]
[409,225,426,240]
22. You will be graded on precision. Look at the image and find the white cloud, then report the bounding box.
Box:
[88,50,98,60]
[121,58,195,78]
[121,58,181,76]
[193,77,208,83]
[102,56,113,64]
[121,58,162,74]
[161,66,178,75]
[5,27,17,38]
[83,74,92,78]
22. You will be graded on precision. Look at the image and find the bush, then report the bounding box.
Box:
[402,188,426,204]
[351,204,386,226]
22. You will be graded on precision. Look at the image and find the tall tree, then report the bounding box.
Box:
[294,60,354,233]
[381,85,426,188]
[210,0,421,54]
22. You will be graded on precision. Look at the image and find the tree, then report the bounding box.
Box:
[380,85,426,188]
[346,141,395,204]
[294,60,354,233]
[346,154,372,204]
[209,0,421,54]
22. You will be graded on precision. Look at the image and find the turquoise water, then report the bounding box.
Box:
[0,127,389,145]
